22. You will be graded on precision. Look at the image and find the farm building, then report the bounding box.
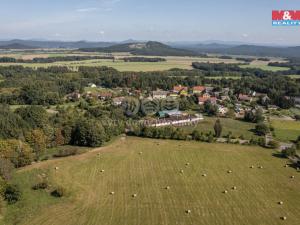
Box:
[158,109,182,118]
[144,114,203,127]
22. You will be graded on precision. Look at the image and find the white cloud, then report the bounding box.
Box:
[242,33,249,38]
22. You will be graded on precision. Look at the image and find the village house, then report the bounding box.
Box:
[217,105,229,116]
[152,90,168,99]
[173,85,188,94]
[66,91,81,101]
[222,87,230,95]
[192,86,206,94]
[99,92,113,100]
[112,97,125,106]
[88,83,97,88]
[221,95,231,101]
[205,86,214,93]
[261,95,270,105]
[238,94,253,102]
[198,93,217,105]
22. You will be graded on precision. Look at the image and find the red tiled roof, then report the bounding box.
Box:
[193,86,206,92]
[238,94,251,101]
[173,85,188,92]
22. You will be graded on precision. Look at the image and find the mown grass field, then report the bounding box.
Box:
[2,137,300,225]
[183,117,257,139]
[271,119,300,142]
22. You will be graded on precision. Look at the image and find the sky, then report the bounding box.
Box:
[0,0,300,45]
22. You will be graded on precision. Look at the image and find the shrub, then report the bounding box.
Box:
[282,147,296,158]
[3,184,21,204]
[32,181,48,190]
[268,140,279,149]
[53,148,79,158]
[51,186,66,198]
[255,123,269,136]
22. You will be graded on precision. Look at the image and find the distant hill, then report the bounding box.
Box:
[0,43,38,49]
[79,41,200,56]
[0,39,115,49]
[179,43,300,58]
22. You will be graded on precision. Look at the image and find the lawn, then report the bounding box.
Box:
[3,137,299,225]
[183,117,257,139]
[271,119,300,142]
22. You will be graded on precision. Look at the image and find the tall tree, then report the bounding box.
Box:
[214,119,223,137]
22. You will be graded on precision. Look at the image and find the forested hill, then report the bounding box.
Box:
[79,41,201,56]
[0,43,39,49]
[184,44,300,58]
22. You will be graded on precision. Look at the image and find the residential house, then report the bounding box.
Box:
[112,97,125,106]
[238,94,253,102]
[261,95,270,105]
[66,91,81,101]
[198,94,217,105]
[152,90,168,99]
[222,88,230,95]
[205,86,214,93]
[192,86,206,94]
[88,83,97,88]
[221,95,231,101]
[217,105,229,116]
[173,85,188,93]
[99,92,113,100]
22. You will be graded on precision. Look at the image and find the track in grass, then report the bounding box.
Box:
[3,137,300,225]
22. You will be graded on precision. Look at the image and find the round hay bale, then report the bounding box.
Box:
[139,152,143,155]
[202,174,207,177]
[165,186,170,190]
[185,209,191,214]
[55,167,59,170]
[250,165,254,169]
[290,175,295,179]
[186,163,190,166]
[227,170,232,174]
[110,191,115,195]
[258,166,263,169]
[297,167,300,171]
[232,186,237,190]
[278,201,284,205]
[281,216,287,220]
[132,194,137,198]
[285,164,289,168]
[100,169,105,173]
[180,170,184,174]
[223,190,228,194]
